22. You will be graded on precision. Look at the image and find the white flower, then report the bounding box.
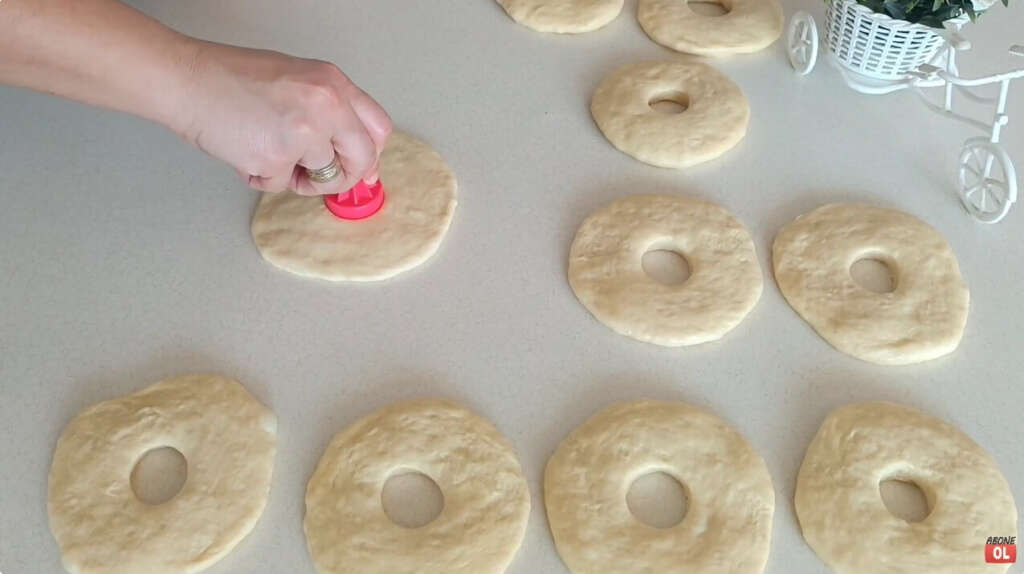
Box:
[972,0,996,10]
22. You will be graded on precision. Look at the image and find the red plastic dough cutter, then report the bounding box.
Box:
[323,180,386,220]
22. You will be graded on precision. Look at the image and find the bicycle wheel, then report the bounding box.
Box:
[958,138,1017,224]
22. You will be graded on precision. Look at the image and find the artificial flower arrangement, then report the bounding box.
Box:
[850,0,1011,27]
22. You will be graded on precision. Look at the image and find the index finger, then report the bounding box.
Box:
[346,86,393,155]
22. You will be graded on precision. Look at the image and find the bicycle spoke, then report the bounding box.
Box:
[986,180,1008,204]
[967,185,989,211]
[962,168,983,193]
[971,148,986,174]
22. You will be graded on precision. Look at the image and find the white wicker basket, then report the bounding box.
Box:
[824,0,949,79]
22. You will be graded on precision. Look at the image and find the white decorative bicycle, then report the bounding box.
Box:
[787,4,1024,223]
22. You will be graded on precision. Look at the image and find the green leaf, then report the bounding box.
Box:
[858,0,886,12]
[856,0,1006,25]
[885,0,908,18]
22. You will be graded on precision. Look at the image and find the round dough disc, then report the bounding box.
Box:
[48,375,277,574]
[545,401,775,574]
[638,0,784,56]
[772,203,969,365]
[796,402,1018,574]
[251,132,458,282]
[304,400,530,574]
[496,0,625,33]
[568,194,763,346]
[591,61,749,169]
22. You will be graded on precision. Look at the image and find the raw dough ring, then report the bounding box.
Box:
[796,402,1018,574]
[773,203,969,365]
[495,0,625,33]
[304,400,530,574]
[638,0,783,56]
[251,131,458,282]
[545,401,775,574]
[591,61,749,169]
[568,194,763,346]
[48,375,277,574]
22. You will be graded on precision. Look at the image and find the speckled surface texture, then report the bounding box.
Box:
[546,400,774,573]
[1,0,1022,572]
[496,0,624,33]
[796,402,1017,574]
[48,375,277,574]
[304,400,529,574]
[773,203,969,365]
[569,194,763,346]
[252,132,457,282]
[638,0,784,56]
[591,61,750,169]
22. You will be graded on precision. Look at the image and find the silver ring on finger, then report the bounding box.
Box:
[305,156,341,184]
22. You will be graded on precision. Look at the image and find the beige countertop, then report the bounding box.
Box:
[1,0,1022,572]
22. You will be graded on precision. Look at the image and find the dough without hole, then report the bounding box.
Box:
[496,0,625,33]
[591,61,749,169]
[48,375,277,574]
[772,203,969,365]
[569,194,763,346]
[796,402,1018,574]
[545,400,775,573]
[638,0,783,55]
[304,399,530,574]
[251,132,457,282]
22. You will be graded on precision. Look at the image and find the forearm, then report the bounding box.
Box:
[0,0,391,195]
[0,0,197,130]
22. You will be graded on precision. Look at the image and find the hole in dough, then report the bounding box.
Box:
[879,479,932,522]
[642,249,691,285]
[851,258,896,293]
[381,471,445,528]
[688,0,729,15]
[648,91,691,114]
[131,446,187,505]
[626,471,689,528]
[689,0,730,16]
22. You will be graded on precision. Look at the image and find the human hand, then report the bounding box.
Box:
[174,41,392,196]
